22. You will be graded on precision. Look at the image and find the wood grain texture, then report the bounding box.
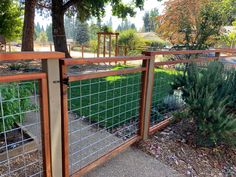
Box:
[0,52,65,61]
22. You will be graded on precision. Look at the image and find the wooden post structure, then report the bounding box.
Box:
[81,45,84,58]
[97,33,100,57]
[215,51,221,58]
[68,44,71,55]
[103,34,106,57]
[109,35,112,57]
[50,44,53,52]
[97,32,119,58]
[8,42,11,52]
[42,58,64,177]
[140,54,155,140]
[115,34,119,56]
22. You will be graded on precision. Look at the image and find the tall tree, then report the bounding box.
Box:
[142,8,159,32]
[64,16,75,40]
[157,0,235,49]
[75,20,89,45]
[22,0,36,51]
[46,24,53,42]
[117,19,136,31]
[143,12,150,32]
[30,0,145,57]
[0,0,22,41]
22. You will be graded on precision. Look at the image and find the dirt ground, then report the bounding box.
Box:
[138,119,236,177]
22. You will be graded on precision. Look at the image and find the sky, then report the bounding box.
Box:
[35,0,166,31]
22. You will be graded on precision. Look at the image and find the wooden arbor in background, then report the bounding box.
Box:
[97,32,119,57]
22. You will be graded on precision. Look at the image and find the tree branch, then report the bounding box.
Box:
[36,2,52,10]
[63,0,82,13]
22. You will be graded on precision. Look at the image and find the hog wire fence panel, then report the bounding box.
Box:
[150,58,215,127]
[61,60,145,175]
[0,74,50,177]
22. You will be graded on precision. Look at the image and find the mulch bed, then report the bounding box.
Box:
[0,151,43,176]
[137,119,236,177]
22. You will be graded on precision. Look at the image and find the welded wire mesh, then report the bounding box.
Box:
[150,60,211,126]
[67,72,142,175]
[0,80,44,177]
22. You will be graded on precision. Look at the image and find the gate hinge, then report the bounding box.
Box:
[62,77,69,86]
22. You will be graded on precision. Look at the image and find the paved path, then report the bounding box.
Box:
[84,147,184,177]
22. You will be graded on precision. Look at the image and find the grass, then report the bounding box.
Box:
[69,65,179,128]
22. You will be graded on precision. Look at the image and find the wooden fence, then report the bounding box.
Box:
[0,49,235,177]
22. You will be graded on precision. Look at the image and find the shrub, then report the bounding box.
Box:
[89,39,98,53]
[118,29,146,51]
[144,39,169,50]
[0,82,34,132]
[172,62,236,147]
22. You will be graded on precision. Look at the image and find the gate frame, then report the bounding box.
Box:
[59,56,151,177]
[0,73,51,177]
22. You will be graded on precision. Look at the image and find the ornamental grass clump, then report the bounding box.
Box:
[172,61,236,147]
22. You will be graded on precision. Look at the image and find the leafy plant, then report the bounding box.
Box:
[144,39,169,50]
[172,62,236,147]
[118,29,145,51]
[0,82,34,132]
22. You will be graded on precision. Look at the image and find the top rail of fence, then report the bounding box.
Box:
[143,48,236,56]
[61,56,150,65]
[0,51,65,61]
[154,57,219,66]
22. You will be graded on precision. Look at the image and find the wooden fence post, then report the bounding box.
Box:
[140,54,155,140]
[42,59,63,177]
[215,52,221,58]
[68,44,71,55]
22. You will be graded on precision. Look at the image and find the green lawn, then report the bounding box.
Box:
[68,65,178,128]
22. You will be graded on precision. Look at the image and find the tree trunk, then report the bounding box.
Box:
[21,0,36,51]
[52,0,70,57]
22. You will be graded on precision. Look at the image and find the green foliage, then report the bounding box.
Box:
[172,62,236,147]
[158,0,235,50]
[46,24,53,42]
[101,25,113,33]
[89,23,100,40]
[0,0,23,41]
[75,20,90,45]
[65,16,75,40]
[37,31,48,44]
[89,39,98,53]
[0,82,34,132]
[34,22,43,40]
[143,8,159,32]
[220,21,236,48]
[144,39,169,49]
[118,29,145,51]
[117,19,136,31]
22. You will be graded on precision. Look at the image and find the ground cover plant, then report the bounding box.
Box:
[172,61,236,147]
[151,67,184,124]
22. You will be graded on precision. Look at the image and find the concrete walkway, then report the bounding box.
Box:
[84,147,184,177]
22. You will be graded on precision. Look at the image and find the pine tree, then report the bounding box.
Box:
[75,19,89,45]
[46,24,53,42]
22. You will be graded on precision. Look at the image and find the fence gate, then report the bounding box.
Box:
[0,73,51,177]
[60,57,150,176]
